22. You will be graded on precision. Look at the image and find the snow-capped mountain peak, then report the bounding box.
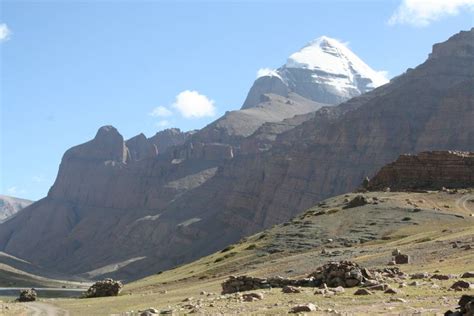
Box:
[286,36,388,88]
[243,35,389,109]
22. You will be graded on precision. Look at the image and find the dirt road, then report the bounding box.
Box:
[23,302,69,316]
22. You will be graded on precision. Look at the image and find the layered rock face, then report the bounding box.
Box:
[0,29,473,281]
[367,151,474,191]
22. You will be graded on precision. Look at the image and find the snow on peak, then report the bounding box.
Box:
[256,68,282,79]
[286,36,388,89]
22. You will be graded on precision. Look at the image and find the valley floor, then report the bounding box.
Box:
[2,189,474,315]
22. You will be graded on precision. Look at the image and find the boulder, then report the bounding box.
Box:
[354,288,372,295]
[17,289,37,302]
[411,272,431,279]
[445,295,474,316]
[83,278,123,298]
[461,272,474,278]
[290,303,317,313]
[242,292,263,302]
[384,287,398,294]
[139,308,159,316]
[431,274,454,280]
[343,195,369,209]
[282,286,301,294]
[394,254,410,264]
[450,280,473,291]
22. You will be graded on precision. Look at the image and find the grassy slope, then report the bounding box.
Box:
[49,190,474,314]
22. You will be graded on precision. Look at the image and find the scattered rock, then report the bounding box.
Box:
[343,195,369,209]
[17,289,37,302]
[411,272,431,279]
[384,287,398,294]
[432,274,454,280]
[282,286,301,294]
[242,292,264,302]
[354,288,372,295]
[83,278,123,298]
[390,297,407,303]
[332,286,345,294]
[461,272,474,278]
[450,280,473,291]
[290,303,317,313]
[139,308,159,316]
[221,261,385,294]
[367,283,388,291]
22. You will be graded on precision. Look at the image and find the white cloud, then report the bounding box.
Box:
[156,120,171,128]
[172,90,216,118]
[389,0,474,27]
[6,187,18,195]
[149,106,173,117]
[32,175,46,183]
[0,23,11,42]
[256,68,280,78]
[6,186,26,195]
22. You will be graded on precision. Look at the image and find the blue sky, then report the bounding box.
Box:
[1,0,473,200]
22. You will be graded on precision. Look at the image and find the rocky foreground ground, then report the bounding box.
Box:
[1,189,471,315]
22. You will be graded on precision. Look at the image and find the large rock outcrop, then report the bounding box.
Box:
[367,151,474,191]
[0,29,473,281]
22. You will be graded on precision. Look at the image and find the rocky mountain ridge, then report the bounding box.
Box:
[0,195,32,223]
[0,29,473,281]
[188,36,387,146]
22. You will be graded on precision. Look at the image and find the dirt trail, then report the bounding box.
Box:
[455,194,474,213]
[23,302,69,316]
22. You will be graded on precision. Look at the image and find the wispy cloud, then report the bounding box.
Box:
[6,186,26,196]
[172,90,216,118]
[389,0,474,27]
[149,106,173,118]
[0,23,11,42]
[32,175,46,183]
[156,120,171,128]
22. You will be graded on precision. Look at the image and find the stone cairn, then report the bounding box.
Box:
[222,261,381,294]
[17,289,37,302]
[83,278,123,298]
[307,261,374,288]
